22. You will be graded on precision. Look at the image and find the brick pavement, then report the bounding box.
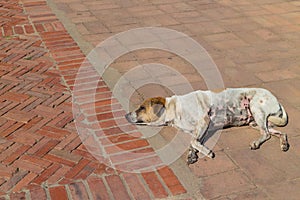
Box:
[0,0,188,199]
[1,0,300,199]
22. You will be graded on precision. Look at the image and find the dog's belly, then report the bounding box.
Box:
[208,90,254,128]
[209,104,252,128]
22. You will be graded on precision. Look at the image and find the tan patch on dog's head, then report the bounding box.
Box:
[134,97,166,123]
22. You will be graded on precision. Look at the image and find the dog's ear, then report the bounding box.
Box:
[151,97,166,118]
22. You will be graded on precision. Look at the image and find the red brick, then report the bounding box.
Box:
[106,175,131,200]
[43,154,76,167]
[110,147,155,164]
[24,24,35,34]
[0,122,24,137]
[105,139,150,154]
[52,21,65,31]
[63,136,82,151]
[142,171,168,198]
[68,182,89,200]
[12,172,37,192]
[0,165,14,179]
[101,133,145,146]
[0,142,23,162]
[73,164,95,180]
[47,165,71,184]
[8,130,43,146]
[12,159,44,174]
[55,133,78,150]
[87,176,110,200]
[27,137,52,154]
[34,139,59,157]
[123,173,151,200]
[49,186,68,200]
[168,184,186,195]
[2,145,30,165]
[72,149,95,160]
[36,126,71,139]
[32,163,61,184]
[49,149,82,163]
[64,158,90,179]
[93,163,115,175]
[29,185,47,200]
[3,26,13,36]
[44,23,55,32]
[158,167,186,195]
[0,170,28,192]
[13,26,24,35]
[10,191,26,200]
[4,109,36,123]
[0,92,29,102]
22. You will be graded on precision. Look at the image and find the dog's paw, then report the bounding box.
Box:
[250,141,260,150]
[187,154,198,165]
[281,142,289,152]
[207,151,215,159]
[187,150,198,165]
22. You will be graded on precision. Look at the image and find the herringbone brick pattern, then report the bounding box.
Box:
[0,0,187,199]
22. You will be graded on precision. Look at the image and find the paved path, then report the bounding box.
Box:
[0,0,299,199]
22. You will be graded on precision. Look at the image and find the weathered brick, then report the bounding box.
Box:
[68,182,89,200]
[49,186,68,200]
[32,163,61,184]
[10,191,26,200]
[2,145,30,165]
[47,165,71,184]
[64,158,90,179]
[12,172,37,192]
[34,139,59,157]
[49,149,82,163]
[0,142,23,162]
[106,175,131,200]
[87,176,110,200]
[0,170,28,192]
[157,166,187,195]
[105,139,150,154]
[29,185,47,200]
[142,171,168,198]
[123,173,152,200]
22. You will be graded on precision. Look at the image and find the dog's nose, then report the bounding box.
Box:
[125,113,132,123]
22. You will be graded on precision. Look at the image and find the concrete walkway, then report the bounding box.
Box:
[0,0,300,199]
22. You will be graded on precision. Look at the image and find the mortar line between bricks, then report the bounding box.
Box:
[119,174,134,200]
[64,184,73,200]
[81,180,94,200]
[136,173,155,200]
[101,176,115,200]
[24,190,31,200]
[155,170,173,197]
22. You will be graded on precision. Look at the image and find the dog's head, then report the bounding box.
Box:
[125,97,167,126]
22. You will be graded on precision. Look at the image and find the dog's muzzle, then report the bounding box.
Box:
[125,112,137,123]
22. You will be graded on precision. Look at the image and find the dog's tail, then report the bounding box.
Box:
[268,104,288,127]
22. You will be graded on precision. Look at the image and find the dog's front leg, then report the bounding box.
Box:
[187,116,214,164]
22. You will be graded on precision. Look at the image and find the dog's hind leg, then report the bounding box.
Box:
[269,128,289,151]
[187,145,199,165]
[249,109,271,150]
[190,138,215,159]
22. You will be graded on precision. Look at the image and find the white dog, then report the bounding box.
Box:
[125,88,289,164]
